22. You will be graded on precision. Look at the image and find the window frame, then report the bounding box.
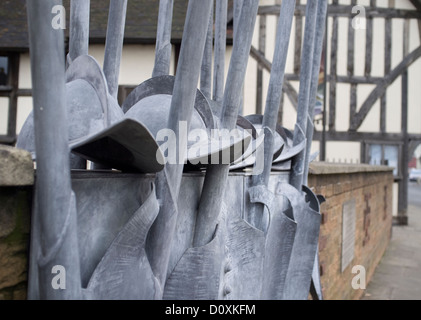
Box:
[0,52,20,145]
[363,140,403,180]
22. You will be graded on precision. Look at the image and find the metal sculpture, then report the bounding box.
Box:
[26,0,81,299]
[22,0,328,300]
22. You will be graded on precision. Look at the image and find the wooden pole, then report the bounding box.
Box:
[398,19,410,225]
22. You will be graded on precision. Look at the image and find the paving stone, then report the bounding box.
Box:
[362,205,421,300]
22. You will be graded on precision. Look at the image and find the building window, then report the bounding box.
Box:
[0,53,19,145]
[0,56,9,86]
[366,142,400,178]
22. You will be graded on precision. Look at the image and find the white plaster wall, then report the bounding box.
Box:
[18,52,32,89]
[325,141,361,163]
[88,44,174,85]
[16,97,33,133]
[0,97,8,135]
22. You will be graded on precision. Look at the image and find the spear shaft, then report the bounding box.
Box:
[213,0,228,103]
[290,0,319,190]
[68,0,90,169]
[233,0,244,117]
[193,0,260,248]
[103,0,128,99]
[152,0,174,77]
[26,0,81,299]
[146,0,213,288]
[248,0,296,230]
[200,0,214,99]
[69,0,90,62]
[302,0,329,301]
[303,0,328,185]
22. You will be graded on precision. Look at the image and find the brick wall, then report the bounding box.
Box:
[308,162,394,300]
[0,146,394,300]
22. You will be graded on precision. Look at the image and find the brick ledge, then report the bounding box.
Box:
[309,161,393,175]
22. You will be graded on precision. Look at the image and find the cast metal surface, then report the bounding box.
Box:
[152,0,174,78]
[68,0,90,63]
[23,0,328,300]
[103,0,127,99]
[26,0,81,299]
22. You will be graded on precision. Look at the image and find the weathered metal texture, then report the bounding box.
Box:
[223,176,266,299]
[17,55,111,157]
[122,74,250,165]
[273,125,306,163]
[223,173,295,299]
[24,0,329,301]
[69,0,90,63]
[122,75,216,136]
[257,0,296,182]
[213,0,228,104]
[303,0,329,184]
[17,55,163,173]
[301,0,329,301]
[29,172,159,299]
[229,117,265,172]
[260,191,296,300]
[230,115,306,173]
[70,118,164,173]
[245,114,285,160]
[200,0,214,100]
[233,0,244,116]
[290,0,318,189]
[26,0,81,299]
[145,0,214,294]
[152,0,175,78]
[84,184,161,300]
[163,219,225,300]
[278,183,321,300]
[256,15,266,115]
[193,0,260,248]
[247,0,295,231]
[66,55,124,129]
[165,173,206,281]
[50,171,294,300]
[103,0,128,99]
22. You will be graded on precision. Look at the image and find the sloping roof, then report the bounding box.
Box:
[2,0,417,51]
[0,0,29,50]
[85,0,190,44]
[0,0,194,50]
